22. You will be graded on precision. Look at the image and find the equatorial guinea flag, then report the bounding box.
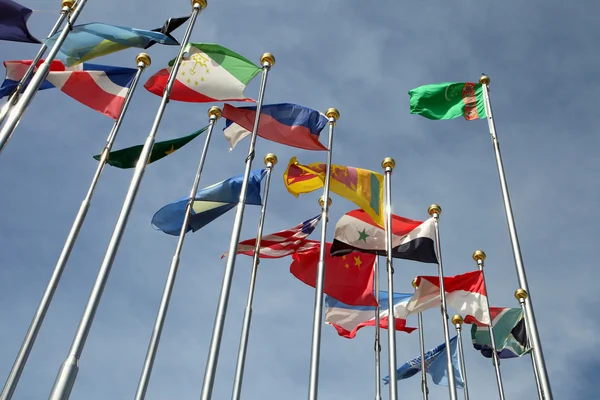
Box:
[144,43,261,103]
[330,209,437,264]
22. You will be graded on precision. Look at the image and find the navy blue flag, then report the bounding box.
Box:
[0,0,40,44]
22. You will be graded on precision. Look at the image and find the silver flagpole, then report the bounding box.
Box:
[452,315,470,400]
[0,52,149,400]
[47,3,207,398]
[472,250,505,400]
[373,257,381,400]
[479,74,553,399]
[428,204,458,400]
[0,0,89,156]
[231,153,277,400]
[134,105,222,400]
[199,52,275,400]
[0,0,78,126]
[382,157,399,400]
[515,289,543,400]
[307,107,338,400]
[412,278,429,400]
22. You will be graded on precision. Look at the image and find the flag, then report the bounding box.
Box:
[330,209,437,264]
[408,82,486,121]
[0,60,137,119]
[407,271,490,324]
[46,23,179,67]
[222,214,322,259]
[144,43,260,103]
[325,292,416,339]
[222,104,328,151]
[383,336,465,388]
[290,241,377,306]
[284,158,384,226]
[151,169,265,236]
[0,0,40,43]
[93,126,208,168]
[145,16,190,49]
[465,307,529,359]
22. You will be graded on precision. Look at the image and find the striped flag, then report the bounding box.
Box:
[222,214,321,259]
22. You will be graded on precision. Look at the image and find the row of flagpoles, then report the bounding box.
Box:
[0,0,554,399]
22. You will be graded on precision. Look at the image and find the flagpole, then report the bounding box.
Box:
[134,106,222,400]
[428,204,458,400]
[0,52,149,400]
[0,0,89,156]
[472,250,505,400]
[306,108,338,400]
[451,315,470,400]
[199,52,275,400]
[0,0,77,126]
[515,289,544,400]
[231,153,277,400]
[47,3,206,398]
[412,278,429,400]
[479,74,553,399]
[373,256,381,400]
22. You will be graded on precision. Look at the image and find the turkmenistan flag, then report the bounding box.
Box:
[408,82,486,121]
[144,43,261,103]
[94,126,207,169]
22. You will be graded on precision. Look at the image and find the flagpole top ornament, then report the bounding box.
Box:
[411,277,418,289]
[479,74,490,85]
[207,106,221,120]
[61,0,75,9]
[381,157,395,170]
[326,108,340,121]
[428,204,441,217]
[514,288,528,300]
[319,197,332,207]
[136,53,151,68]
[264,153,277,166]
[451,315,464,325]
[192,0,207,9]
[260,53,275,67]
[472,250,486,262]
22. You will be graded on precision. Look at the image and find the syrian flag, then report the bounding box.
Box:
[330,209,437,264]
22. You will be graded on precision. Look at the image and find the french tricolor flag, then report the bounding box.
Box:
[325,292,417,339]
[0,60,138,119]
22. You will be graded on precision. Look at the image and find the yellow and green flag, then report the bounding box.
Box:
[408,82,486,120]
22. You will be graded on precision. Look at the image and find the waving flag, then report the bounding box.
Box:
[408,82,486,121]
[223,104,328,151]
[144,16,189,49]
[152,169,265,236]
[0,0,40,43]
[0,60,137,119]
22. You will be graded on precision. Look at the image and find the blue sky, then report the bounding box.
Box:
[0,0,597,399]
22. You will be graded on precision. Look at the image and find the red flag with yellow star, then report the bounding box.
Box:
[290,240,377,306]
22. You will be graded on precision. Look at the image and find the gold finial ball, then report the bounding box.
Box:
[428,204,441,217]
[136,53,151,68]
[264,153,277,166]
[207,106,222,120]
[472,250,486,262]
[479,74,490,85]
[260,52,275,67]
[192,0,207,9]
[326,108,340,121]
[514,288,528,300]
[61,0,75,9]
[411,277,418,289]
[381,157,396,170]
[318,197,332,207]
[451,315,464,325]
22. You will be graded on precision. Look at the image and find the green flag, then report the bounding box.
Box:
[408,82,486,120]
[94,126,208,169]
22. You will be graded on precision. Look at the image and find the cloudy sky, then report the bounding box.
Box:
[0,0,597,399]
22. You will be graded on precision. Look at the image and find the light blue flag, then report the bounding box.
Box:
[45,23,179,66]
[151,169,266,236]
[383,335,465,388]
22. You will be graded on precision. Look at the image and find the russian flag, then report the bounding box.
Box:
[325,292,416,339]
[222,103,329,151]
[0,60,137,119]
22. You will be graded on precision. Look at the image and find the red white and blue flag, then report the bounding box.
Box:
[0,60,137,119]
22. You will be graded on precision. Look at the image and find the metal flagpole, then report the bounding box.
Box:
[373,257,381,400]
[412,278,429,400]
[381,157,399,400]
[134,106,222,400]
[306,108,338,400]
[452,315,470,400]
[472,250,505,400]
[0,0,78,126]
[479,74,553,399]
[199,52,275,400]
[515,289,543,400]
[231,153,277,400]
[0,0,89,156]
[0,53,149,400]
[47,3,206,398]
[428,204,458,400]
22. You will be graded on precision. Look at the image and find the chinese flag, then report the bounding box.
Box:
[290,240,377,306]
